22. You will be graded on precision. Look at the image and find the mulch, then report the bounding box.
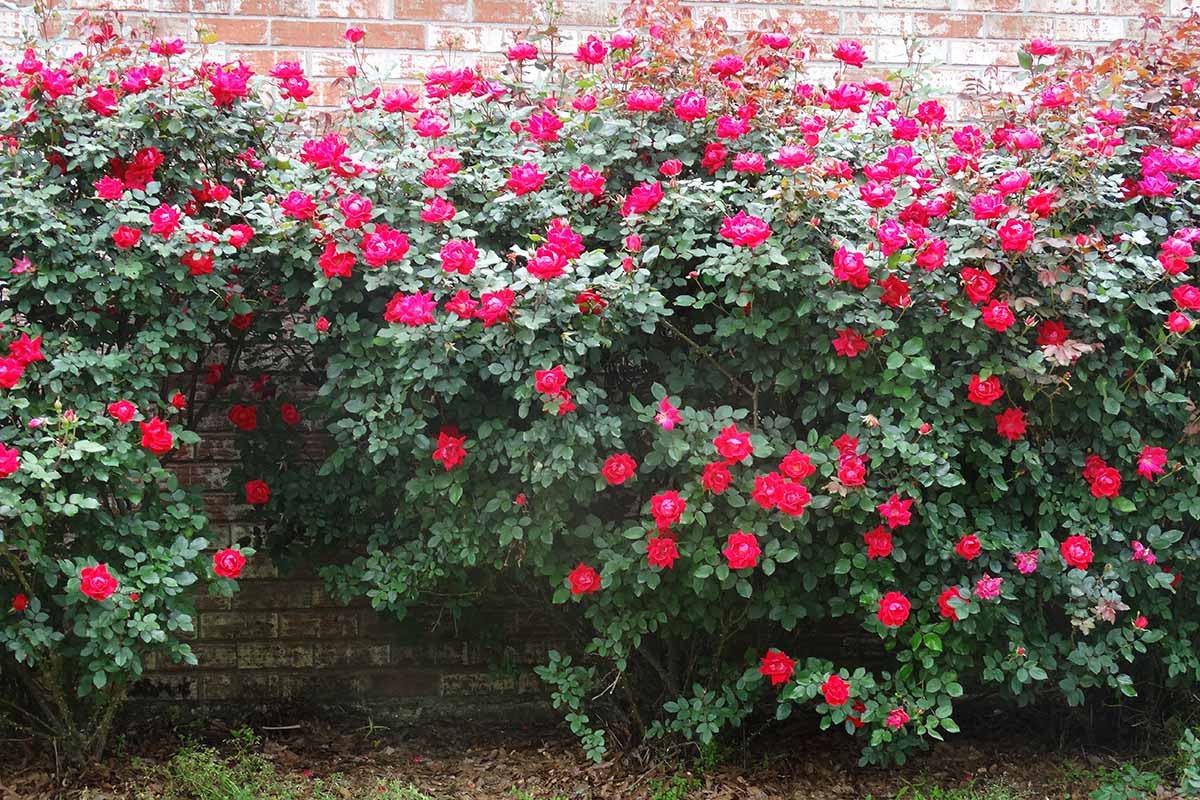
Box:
[0,707,1161,799]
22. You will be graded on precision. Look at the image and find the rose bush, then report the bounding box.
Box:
[232,1,1200,765]
[0,16,268,762]
[6,0,1200,769]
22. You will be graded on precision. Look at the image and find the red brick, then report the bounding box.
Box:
[985,13,1056,40]
[232,0,308,15]
[948,39,1021,67]
[197,18,269,44]
[841,12,984,39]
[393,0,470,21]
[225,48,305,74]
[1099,0,1165,13]
[71,0,191,11]
[555,0,623,26]
[472,0,536,24]
[953,0,1021,10]
[271,20,423,48]
[1054,15,1127,41]
[314,0,388,17]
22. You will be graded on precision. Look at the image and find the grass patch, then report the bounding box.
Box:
[138,727,436,800]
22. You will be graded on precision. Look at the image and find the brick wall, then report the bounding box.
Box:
[132,404,559,711]
[0,0,1179,710]
[1,0,1184,112]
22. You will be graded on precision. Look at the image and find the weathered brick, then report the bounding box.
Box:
[426,24,506,53]
[441,670,520,696]
[196,18,269,45]
[843,11,985,39]
[238,641,313,669]
[277,671,363,698]
[272,20,424,49]
[233,0,309,15]
[279,610,359,639]
[471,0,537,24]
[355,669,442,698]
[201,671,277,701]
[947,39,1021,67]
[985,13,1056,39]
[391,641,470,666]
[202,611,278,639]
[132,674,200,699]
[1054,15,1128,41]
[312,642,390,668]
[393,0,470,21]
[314,0,388,17]
[231,580,313,610]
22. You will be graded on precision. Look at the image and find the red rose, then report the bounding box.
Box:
[534,366,568,395]
[1061,535,1093,570]
[646,535,679,569]
[1088,466,1121,498]
[713,424,754,463]
[758,649,796,686]
[775,480,811,517]
[821,674,850,706]
[228,404,258,431]
[432,428,467,471]
[701,462,732,493]
[11,593,28,612]
[961,268,996,305]
[80,564,118,601]
[876,493,912,529]
[280,403,301,426]
[213,547,247,579]
[719,211,771,248]
[508,163,549,197]
[650,490,686,531]
[877,591,911,627]
[863,526,893,559]
[967,375,1003,406]
[1173,284,1200,311]
[601,453,638,485]
[139,417,174,455]
[995,407,1026,441]
[112,226,142,249]
[981,299,1015,332]
[244,479,270,505]
[997,218,1034,252]
[0,445,19,478]
[752,472,785,509]
[170,392,188,410]
[955,534,981,560]
[722,530,761,570]
[107,400,137,423]
[568,563,600,595]
[837,454,867,486]
[8,334,44,365]
[779,450,816,481]
[938,587,967,620]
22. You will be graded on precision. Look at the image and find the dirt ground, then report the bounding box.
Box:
[0,708,1172,800]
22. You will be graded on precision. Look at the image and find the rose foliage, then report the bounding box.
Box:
[0,17,259,762]
[7,0,1200,766]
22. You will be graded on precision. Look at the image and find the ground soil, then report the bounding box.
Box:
[0,705,1171,800]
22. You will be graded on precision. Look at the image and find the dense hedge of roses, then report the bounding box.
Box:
[231,3,1200,764]
[0,16,262,762]
[7,0,1200,767]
